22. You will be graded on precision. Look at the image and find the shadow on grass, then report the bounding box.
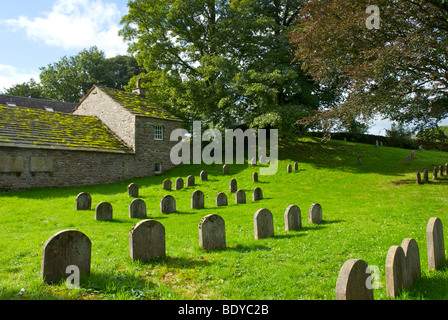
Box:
[224,244,272,253]
[404,269,448,300]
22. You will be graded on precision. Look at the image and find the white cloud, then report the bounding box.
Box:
[4,0,128,57]
[0,65,39,92]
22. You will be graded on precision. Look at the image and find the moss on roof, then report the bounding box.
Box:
[0,105,133,153]
[97,86,182,121]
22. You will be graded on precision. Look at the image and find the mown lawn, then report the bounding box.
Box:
[0,136,447,300]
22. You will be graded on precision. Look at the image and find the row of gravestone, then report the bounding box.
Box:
[41,203,323,284]
[335,217,445,300]
[416,164,448,184]
[76,186,266,218]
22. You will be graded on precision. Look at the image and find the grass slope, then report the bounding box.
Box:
[0,136,447,300]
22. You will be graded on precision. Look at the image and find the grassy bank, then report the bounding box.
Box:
[0,136,447,300]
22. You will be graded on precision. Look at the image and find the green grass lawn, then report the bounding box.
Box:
[0,136,447,300]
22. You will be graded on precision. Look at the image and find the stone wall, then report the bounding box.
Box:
[0,116,182,191]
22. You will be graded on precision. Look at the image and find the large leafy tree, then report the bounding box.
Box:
[120,0,323,131]
[290,0,448,132]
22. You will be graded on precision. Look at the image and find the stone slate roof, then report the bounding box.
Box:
[95,86,183,122]
[0,95,77,113]
[0,105,133,153]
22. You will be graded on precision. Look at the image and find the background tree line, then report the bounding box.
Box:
[3,0,448,147]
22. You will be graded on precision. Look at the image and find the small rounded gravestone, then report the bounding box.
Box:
[254,208,274,240]
[286,164,292,173]
[426,217,445,271]
[129,219,166,261]
[284,205,301,231]
[385,245,406,298]
[222,164,229,175]
[76,192,91,210]
[160,195,176,214]
[235,189,246,204]
[229,178,237,193]
[252,187,263,201]
[308,203,323,224]
[191,190,205,209]
[423,169,429,183]
[200,170,208,181]
[416,172,422,185]
[252,172,258,182]
[127,183,139,197]
[294,162,298,170]
[175,177,184,190]
[335,259,373,300]
[199,214,226,251]
[129,198,147,219]
[401,238,421,288]
[215,192,228,207]
[186,175,195,187]
[41,230,91,284]
[162,179,172,191]
[95,202,113,221]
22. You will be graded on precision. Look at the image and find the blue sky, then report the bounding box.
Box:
[0,0,129,90]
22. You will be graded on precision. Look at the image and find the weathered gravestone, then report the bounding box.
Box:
[175,177,184,190]
[200,170,208,181]
[254,208,274,240]
[222,164,229,175]
[401,238,421,288]
[433,167,438,180]
[358,156,362,164]
[129,220,165,261]
[229,178,238,193]
[335,259,374,300]
[235,189,246,204]
[286,164,292,173]
[423,169,429,183]
[191,190,205,209]
[284,205,301,231]
[41,230,91,284]
[440,165,444,177]
[162,179,172,191]
[198,214,226,251]
[426,217,445,270]
[406,155,411,165]
[411,150,415,159]
[160,195,176,214]
[259,155,267,165]
[215,193,228,207]
[127,183,139,197]
[252,187,263,201]
[252,172,258,182]
[445,163,448,175]
[95,202,113,221]
[385,245,407,298]
[129,198,147,219]
[76,192,91,210]
[416,172,422,185]
[186,175,195,187]
[294,162,298,171]
[308,203,323,224]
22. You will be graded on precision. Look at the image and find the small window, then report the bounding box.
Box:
[154,125,164,140]
[44,107,54,111]
[155,162,162,174]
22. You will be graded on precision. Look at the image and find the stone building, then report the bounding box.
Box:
[0,84,183,190]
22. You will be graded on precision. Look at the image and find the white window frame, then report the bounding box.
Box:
[155,162,162,174]
[154,125,164,141]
